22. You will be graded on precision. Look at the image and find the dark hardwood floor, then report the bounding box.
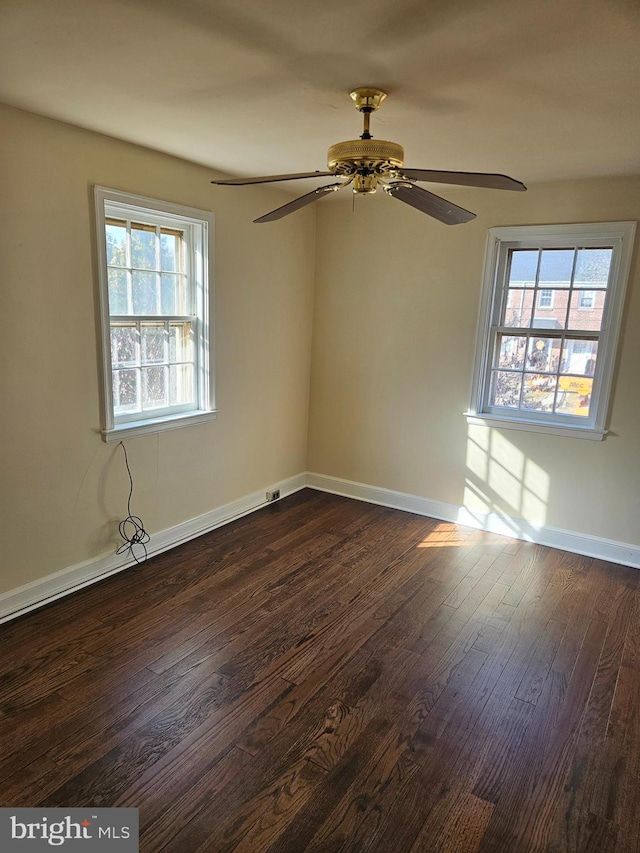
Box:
[1,489,639,852]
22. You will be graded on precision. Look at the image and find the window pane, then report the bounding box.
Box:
[110,325,138,367]
[132,271,160,315]
[169,322,193,363]
[169,364,194,406]
[105,220,127,266]
[131,223,157,270]
[490,371,522,408]
[141,323,165,364]
[555,376,593,417]
[161,230,182,272]
[539,249,574,287]
[142,366,167,409]
[568,289,605,330]
[497,334,527,370]
[108,268,128,314]
[574,248,612,288]
[508,250,537,286]
[113,368,139,414]
[161,273,188,314]
[561,339,598,375]
[526,337,561,374]
[503,289,533,327]
[533,289,568,329]
[522,373,557,412]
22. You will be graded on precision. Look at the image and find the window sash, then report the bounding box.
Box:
[106,217,197,422]
[110,317,197,420]
[483,332,601,425]
[484,243,610,427]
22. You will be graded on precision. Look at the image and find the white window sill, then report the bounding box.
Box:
[102,409,218,442]
[464,413,607,441]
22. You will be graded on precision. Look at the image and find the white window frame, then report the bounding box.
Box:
[466,222,635,440]
[94,187,216,441]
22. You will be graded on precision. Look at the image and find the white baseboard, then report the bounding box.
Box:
[0,473,306,624]
[3,469,637,623]
[306,472,640,570]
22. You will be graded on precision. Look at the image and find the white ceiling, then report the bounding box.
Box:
[2,0,639,188]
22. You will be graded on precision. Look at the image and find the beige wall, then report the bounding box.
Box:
[0,104,316,594]
[2,101,639,600]
[308,177,640,545]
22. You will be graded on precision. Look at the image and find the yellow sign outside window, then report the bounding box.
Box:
[558,376,593,395]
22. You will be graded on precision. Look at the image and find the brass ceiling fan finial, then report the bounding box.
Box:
[211,88,526,223]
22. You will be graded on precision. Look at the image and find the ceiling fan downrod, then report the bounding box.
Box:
[361,111,372,140]
[350,87,387,140]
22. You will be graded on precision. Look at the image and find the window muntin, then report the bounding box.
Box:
[468,223,635,438]
[95,188,215,440]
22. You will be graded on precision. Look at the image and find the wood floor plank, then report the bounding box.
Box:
[589,663,640,851]
[302,727,420,852]
[514,617,567,705]
[139,746,253,851]
[411,791,494,853]
[235,573,451,759]
[105,668,292,809]
[0,490,638,852]
[161,655,415,853]
[0,666,164,781]
[476,618,608,853]
[547,584,634,851]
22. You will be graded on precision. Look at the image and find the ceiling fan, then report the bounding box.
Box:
[211,88,526,225]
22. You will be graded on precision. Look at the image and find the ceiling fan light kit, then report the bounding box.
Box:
[211,88,526,224]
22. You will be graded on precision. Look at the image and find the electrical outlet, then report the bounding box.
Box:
[266,488,280,502]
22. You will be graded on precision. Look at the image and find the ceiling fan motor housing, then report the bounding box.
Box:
[326,139,405,192]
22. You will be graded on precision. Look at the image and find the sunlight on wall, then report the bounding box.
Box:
[488,432,525,514]
[521,459,550,527]
[465,426,489,480]
[462,425,550,536]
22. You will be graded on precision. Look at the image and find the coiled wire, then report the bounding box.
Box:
[116,441,150,564]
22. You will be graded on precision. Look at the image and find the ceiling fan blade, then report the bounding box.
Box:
[212,171,334,186]
[254,183,344,223]
[386,183,476,225]
[398,169,527,192]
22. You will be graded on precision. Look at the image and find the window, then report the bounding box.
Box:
[537,289,554,309]
[578,290,596,309]
[95,187,216,440]
[467,222,635,440]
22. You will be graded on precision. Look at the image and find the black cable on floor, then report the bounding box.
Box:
[116,441,150,565]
